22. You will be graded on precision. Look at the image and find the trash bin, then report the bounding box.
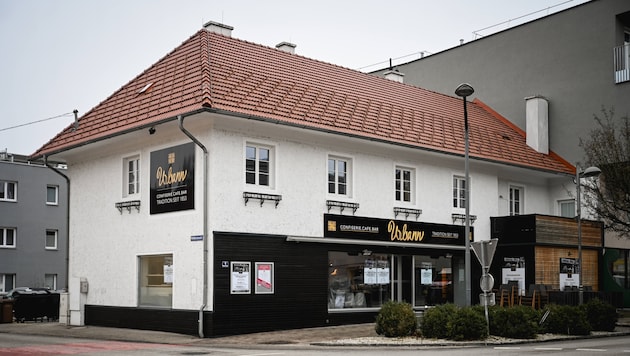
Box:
[0,299,13,323]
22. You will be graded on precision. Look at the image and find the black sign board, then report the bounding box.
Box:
[150,143,195,214]
[324,214,468,246]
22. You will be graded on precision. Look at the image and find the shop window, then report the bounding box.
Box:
[46,185,59,205]
[45,230,57,250]
[559,199,575,218]
[509,185,523,216]
[0,180,17,202]
[414,255,454,307]
[395,167,413,203]
[328,156,351,196]
[245,144,273,187]
[328,251,390,309]
[0,227,16,248]
[45,274,57,290]
[452,176,466,209]
[123,156,140,197]
[0,274,15,293]
[138,254,173,307]
[609,250,628,289]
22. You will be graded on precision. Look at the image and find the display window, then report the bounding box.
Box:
[138,254,173,307]
[413,255,453,306]
[328,251,391,309]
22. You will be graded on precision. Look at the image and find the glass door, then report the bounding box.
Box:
[413,255,454,307]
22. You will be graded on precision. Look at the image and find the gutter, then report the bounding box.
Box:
[177,114,209,338]
[44,156,70,293]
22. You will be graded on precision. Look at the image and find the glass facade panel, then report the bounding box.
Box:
[414,255,453,306]
[328,251,390,309]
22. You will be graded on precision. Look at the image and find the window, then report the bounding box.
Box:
[44,274,57,290]
[328,251,390,309]
[45,230,57,250]
[452,176,466,209]
[559,199,576,218]
[509,186,523,216]
[123,156,140,197]
[395,167,413,202]
[0,228,16,248]
[245,144,272,187]
[0,180,17,202]
[46,185,59,205]
[138,254,172,307]
[1,274,15,293]
[328,157,350,195]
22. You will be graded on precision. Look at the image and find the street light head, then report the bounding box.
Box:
[455,83,475,98]
[580,166,602,178]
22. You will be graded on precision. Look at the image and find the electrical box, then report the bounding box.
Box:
[80,279,89,293]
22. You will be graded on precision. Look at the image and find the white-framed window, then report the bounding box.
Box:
[44,274,57,290]
[138,254,173,308]
[559,199,576,218]
[123,156,140,197]
[0,180,17,202]
[1,274,15,293]
[328,156,351,196]
[245,144,273,187]
[45,230,58,250]
[452,176,467,209]
[46,185,59,205]
[0,227,16,248]
[395,166,413,203]
[509,185,523,216]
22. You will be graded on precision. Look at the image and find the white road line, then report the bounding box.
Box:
[494,347,521,350]
[240,353,286,356]
[576,348,607,352]
[535,347,563,351]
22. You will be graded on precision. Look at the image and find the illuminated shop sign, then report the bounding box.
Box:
[324,214,467,246]
[150,143,195,214]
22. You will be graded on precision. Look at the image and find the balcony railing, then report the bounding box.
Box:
[613,43,630,83]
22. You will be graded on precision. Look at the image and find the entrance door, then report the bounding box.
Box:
[413,255,454,307]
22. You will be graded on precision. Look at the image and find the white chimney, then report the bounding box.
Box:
[276,42,296,54]
[203,21,233,37]
[384,69,404,83]
[525,95,549,154]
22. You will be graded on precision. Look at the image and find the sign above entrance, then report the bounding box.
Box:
[324,214,467,246]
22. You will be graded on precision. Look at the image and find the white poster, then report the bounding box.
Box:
[255,262,274,294]
[377,260,390,285]
[559,258,579,290]
[230,261,251,294]
[421,268,433,285]
[163,264,173,284]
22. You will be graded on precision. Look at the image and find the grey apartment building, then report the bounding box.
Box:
[0,151,68,292]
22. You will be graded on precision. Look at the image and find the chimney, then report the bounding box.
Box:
[384,68,404,83]
[276,41,296,54]
[525,95,549,154]
[203,21,233,37]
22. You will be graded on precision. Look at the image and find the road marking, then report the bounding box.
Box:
[535,347,563,350]
[494,347,521,350]
[576,348,607,352]
[240,353,286,356]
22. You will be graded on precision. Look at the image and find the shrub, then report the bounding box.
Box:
[489,305,540,339]
[541,304,591,335]
[375,301,417,337]
[420,303,458,339]
[581,298,618,332]
[449,306,488,341]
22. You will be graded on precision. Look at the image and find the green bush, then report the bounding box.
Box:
[449,306,488,341]
[489,305,540,339]
[420,303,458,339]
[375,301,417,337]
[581,298,618,332]
[541,304,591,335]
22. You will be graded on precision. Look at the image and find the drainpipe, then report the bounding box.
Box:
[44,156,70,292]
[178,115,209,338]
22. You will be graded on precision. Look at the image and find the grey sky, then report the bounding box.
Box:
[0,0,589,156]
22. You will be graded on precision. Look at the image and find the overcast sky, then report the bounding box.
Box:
[0,0,590,156]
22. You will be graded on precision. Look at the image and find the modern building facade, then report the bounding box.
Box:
[0,151,68,293]
[33,22,583,336]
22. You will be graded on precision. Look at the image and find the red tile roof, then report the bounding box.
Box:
[33,29,574,175]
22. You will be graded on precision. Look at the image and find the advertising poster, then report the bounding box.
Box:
[421,268,433,285]
[501,257,525,295]
[559,258,580,290]
[150,143,195,214]
[363,259,377,285]
[230,262,251,294]
[255,262,274,294]
[376,260,390,285]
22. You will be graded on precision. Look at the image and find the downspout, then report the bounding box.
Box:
[44,156,70,292]
[178,115,209,338]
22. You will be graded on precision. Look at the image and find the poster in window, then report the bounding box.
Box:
[230,262,251,294]
[255,262,274,294]
[421,268,433,285]
[150,143,195,214]
[376,259,390,285]
[363,259,377,284]
[501,257,525,295]
[163,264,173,284]
[559,258,580,290]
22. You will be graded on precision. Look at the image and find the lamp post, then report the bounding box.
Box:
[575,165,601,305]
[455,83,474,306]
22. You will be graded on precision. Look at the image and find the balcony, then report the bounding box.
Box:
[613,43,630,83]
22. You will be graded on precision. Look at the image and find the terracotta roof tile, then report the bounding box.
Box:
[33,29,574,175]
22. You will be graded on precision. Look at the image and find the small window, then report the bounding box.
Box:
[0,181,17,202]
[138,254,173,307]
[123,156,140,197]
[0,228,16,248]
[44,274,57,290]
[46,185,59,205]
[452,176,466,209]
[1,274,15,293]
[559,199,576,218]
[395,167,413,202]
[509,186,523,216]
[245,144,273,187]
[328,156,351,196]
[45,230,58,250]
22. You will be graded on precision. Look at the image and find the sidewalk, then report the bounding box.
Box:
[1,318,629,348]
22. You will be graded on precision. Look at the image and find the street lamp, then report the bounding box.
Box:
[575,165,601,305]
[455,83,474,306]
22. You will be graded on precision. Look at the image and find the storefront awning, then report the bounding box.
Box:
[286,236,466,251]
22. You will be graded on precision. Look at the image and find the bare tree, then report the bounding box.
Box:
[579,108,630,238]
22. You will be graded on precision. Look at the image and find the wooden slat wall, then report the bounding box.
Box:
[534,246,599,291]
[536,215,602,247]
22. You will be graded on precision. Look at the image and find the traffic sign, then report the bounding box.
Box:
[471,238,498,269]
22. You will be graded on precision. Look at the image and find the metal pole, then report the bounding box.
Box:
[576,166,583,305]
[464,96,471,306]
